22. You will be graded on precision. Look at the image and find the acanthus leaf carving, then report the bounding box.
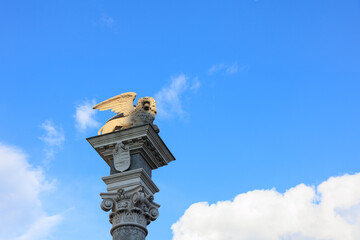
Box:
[100,186,160,237]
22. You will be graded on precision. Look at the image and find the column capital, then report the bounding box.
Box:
[100,186,160,239]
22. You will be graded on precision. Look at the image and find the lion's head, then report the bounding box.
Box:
[131,97,159,132]
[134,97,157,118]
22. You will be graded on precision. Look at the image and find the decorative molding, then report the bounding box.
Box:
[100,186,160,238]
[87,124,175,169]
[102,168,159,196]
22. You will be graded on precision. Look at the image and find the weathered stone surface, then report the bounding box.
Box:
[112,226,146,240]
[129,153,152,177]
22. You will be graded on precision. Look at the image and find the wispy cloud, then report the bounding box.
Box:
[100,15,115,28]
[39,120,64,147]
[172,172,360,240]
[155,74,200,119]
[74,99,100,132]
[225,62,239,74]
[208,63,226,74]
[208,62,246,75]
[39,120,65,159]
[0,143,62,240]
[190,77,201,92]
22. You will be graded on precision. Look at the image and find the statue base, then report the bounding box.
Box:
[87,124,175,240]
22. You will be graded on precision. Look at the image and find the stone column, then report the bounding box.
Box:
[87,124,175,240]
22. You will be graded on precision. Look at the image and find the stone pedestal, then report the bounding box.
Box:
[87,124,175,240]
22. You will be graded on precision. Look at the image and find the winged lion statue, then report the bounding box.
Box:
[93,92,159,135]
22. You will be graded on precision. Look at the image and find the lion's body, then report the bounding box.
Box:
[98,116,132,135]
[97,96,159,135]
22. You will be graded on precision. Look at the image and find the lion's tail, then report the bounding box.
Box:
[98,126,104,135]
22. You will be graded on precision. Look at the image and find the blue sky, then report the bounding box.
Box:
[1,1,360,240]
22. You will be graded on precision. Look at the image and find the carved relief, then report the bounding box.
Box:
[100,187,160,238]
[112,142,130,172]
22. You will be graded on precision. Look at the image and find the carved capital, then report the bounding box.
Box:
[100,186,160,237]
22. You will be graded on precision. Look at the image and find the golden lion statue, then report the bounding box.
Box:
[93,92,159,135]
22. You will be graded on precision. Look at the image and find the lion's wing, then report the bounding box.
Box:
[93,92,136,116]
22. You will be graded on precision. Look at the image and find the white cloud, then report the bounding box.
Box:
[155,74,200,119]
[208,62,244,75]
[39,120,65,159]
[172,173,360,240]
[0,143,62,240]
[74,99,100,132]
[190,77,201,92]
[39,120,65,147]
